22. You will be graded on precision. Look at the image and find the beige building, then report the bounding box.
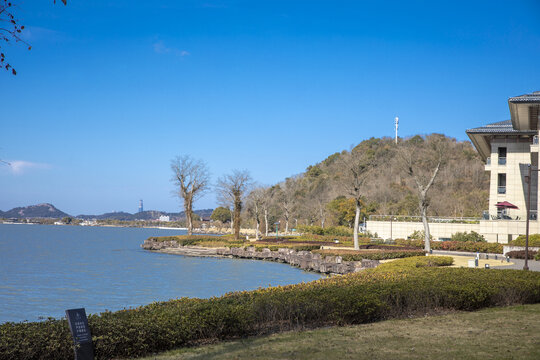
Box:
[367,91,540,243]
[466,91,540,242]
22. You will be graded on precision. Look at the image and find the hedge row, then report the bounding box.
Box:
[313,249,426,261]
[2,257,539,360]
[505,250,539,260]
[395,239,505,254]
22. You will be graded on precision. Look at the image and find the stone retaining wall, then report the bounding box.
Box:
[502,245,540,255]
[141,239,379,275]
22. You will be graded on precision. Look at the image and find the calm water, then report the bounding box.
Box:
[0,224,321,323]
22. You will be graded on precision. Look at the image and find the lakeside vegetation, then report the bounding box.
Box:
[135,303,540,360]
[2,257,539,360]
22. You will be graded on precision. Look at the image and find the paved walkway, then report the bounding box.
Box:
[432,250,540,272]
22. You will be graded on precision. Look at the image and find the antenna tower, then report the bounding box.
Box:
[394,116,399,144]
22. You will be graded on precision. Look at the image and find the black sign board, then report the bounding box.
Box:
[66,308,94,360]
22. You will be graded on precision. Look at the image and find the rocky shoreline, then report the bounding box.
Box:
[141,238,379,275]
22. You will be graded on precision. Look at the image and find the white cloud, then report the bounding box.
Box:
[153,41,190,57]
[3,160,51,175]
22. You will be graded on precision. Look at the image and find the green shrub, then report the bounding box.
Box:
[296,225,354,237]
[1,263,539,360]
[395,239,504,254]
[511,234,540,247]
[376,256,454,271]
[408,230,433,241]
[451,231,486,243]
[313,249,426,261]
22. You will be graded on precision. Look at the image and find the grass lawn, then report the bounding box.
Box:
[379,254,516,268]
[133,303,540,360]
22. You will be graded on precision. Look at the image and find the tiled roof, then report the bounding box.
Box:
[509,91,540,103]
[466,120,536,134]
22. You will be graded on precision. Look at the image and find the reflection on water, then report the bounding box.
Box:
[0,224,321,323]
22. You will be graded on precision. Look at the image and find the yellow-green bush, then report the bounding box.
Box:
[1,259,538,360]
[511,234,540,247]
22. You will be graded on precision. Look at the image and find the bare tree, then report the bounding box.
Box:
[1,1,66,75]
[339,147,377,249]
[247,187,265,240]
[216,170,253,240]
[399,135,448,252]
[216,189,235,234]
[276,176,301,233]
[171,155,210,235]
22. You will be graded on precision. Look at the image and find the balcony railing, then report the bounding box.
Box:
[498,186,506,194]
[498,157,506,165]
[368,215,481,224]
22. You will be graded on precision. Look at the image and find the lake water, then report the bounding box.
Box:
[0,224,321,323]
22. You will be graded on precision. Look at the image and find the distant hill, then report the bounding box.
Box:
[76,208,214,221]
[0,203,70,219]
[1,204,214,221]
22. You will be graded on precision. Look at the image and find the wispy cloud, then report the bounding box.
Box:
[202,3,228,8]
[153,41,190,57]
[21,26,66,42]
[2,160,51,175]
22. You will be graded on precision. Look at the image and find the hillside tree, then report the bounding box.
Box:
[171,155,210,235]
[216,170,252,240]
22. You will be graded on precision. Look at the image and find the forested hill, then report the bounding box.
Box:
[259,135,489,229]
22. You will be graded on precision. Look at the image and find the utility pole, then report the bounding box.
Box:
[394,116,399,144]
[525,164,532,271]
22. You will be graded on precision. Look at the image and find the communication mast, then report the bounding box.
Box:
[394,116,399,144]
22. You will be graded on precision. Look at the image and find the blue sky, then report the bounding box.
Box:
[1,0,539,215]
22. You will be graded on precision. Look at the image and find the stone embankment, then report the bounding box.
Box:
[141,238,379,275]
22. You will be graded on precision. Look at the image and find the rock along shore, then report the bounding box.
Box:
[141,238,379,275]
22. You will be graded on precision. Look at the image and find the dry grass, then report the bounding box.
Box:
[133,304,540,360]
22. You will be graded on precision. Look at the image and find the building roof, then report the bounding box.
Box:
[466,120,536,135]
[466,120,536,160]
[509,91,540,103]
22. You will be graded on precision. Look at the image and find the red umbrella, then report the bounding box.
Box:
[495,201,519,209]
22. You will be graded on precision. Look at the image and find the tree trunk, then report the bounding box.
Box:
[285,211,289,234]
[234,196,241,240]
[353,199,361,250]
[264,208,269,236]
[420,197,431,252]
[230,207,234,234]
[255,214,260,240]
[184,197,193,236]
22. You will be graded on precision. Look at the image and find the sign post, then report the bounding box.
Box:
[65,308,94,360]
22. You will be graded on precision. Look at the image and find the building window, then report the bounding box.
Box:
[498,147,507,165]
[498,173,506,194]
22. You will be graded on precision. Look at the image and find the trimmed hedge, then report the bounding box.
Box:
[506,250,538,260]
[395,239,504,254]
[511,234,540,247]
[296,225,355,237]
[376,256,454,270]
[313,249,426,261]
[1,258,539,360]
